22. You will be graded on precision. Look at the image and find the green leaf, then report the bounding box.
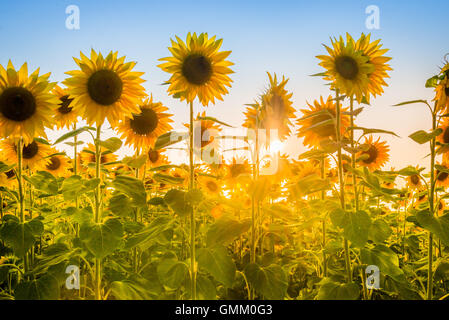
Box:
[317,278,359,300]
[53,126,95,145]
[197,116,234,128]
[153,173,185,185]
[157,253,189,290]
[416,211,449,246]
[15,274,60,300]
[291,174,331,197]
[393,100,428,107]
[80,218,123,259]
[125,217,172,250]
[197,246,236,288]
[108,194,134,218]
[154,131,188,150]
[0,218,42,257]
[60,176,100,201]
[112,176,146,208]
[99,137,123,152]
[331,210,371,248]
[110,275,156,300]
[409,129,442,144]
[368,219,392,243]
[197,275,217,300]
[349,126,399,138]
[164,189,191,217]
[206,217,251,248]
[361,244,406,283]
[122,154,148,169]
[244,263,288,300]
[425,75,440,88]
[24,171,58,195]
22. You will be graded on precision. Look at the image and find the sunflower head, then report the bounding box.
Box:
[80,143,117,168]
[317,34,375,103]
[158,32,234,106]
[0,139,52,171]
[117,95,173,151]
[147,148,169,168]
[184,112,222,151]
[0,61,58,144]
[198,175,222,195]
[297,95,350,148]
[436,162,449,188]
[52,85,79,130]
[357,136,389,170]
[407,167,422,190]
[45,152,70,177]
[64,49,146,126]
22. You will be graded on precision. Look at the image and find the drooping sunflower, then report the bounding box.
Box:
[52,85,79,129]
[117,95,173,151]
[260,72,296,141]
[64,49,146,126]
[242,102,262,130]
[0,61,58,144]
[158,32,234,106]
[435,62,449,112]
[297,95,350,148]
[45,152,71,177]
[353,33,392,103]
[436,162,449,187]
[80,143,117,167]
[357,136,389,170]
[198,175,222,196]
[317,34,374,103]
[0,139,51,171]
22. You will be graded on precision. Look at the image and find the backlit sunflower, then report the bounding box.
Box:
[158,32,234,106]
[406,167,422,190]
[64,49,146,126]
[437,200,446,216]
[261,72,295,141]
[45,153,70,177]
[436,162,449,187]
[437,117,449,151]
[242,102,262,130]
[184,112,222,151]
[52,85,79,129]
[296,161,321,179]
[353,33,392,103]
[225,157,251,183]
[297,95,349,148]
[147,148,169,168]
[117,96,173,151]
[0,61,58,144]
[0,169,16,188]
[198,175,222,196]
[357,136,389,170]
[317,34,374,102]
[435,63,449,112]
[80,143,117,167]
[0,139,51,171]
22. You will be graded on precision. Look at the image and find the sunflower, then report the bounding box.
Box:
[317,34,374,103]
[436,162,449,187]
[357,136,389,170]
[0,61,58,144]
[0,139,51,171]
[225,157,251,182]
[406,167,422,190]
[242,102,262,130]
[260,72,296,141]
[0,169,16,188]
[437,200,446,216]
[52,85,79,129]
[117,95,173,151]
[353,33,392,103]
[64,49,146,126]
[80,143,117,167]
[147,148,169,168]
[296,161,321,179]
[435,63,449,112]
[437,117,449,152]
[297,95,350,148]
[45,153,70,177]
[198,175,222,195]
[184,112,222,151]
[158,32,234,106]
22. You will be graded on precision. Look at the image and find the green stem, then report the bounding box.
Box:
[320,157,327,277]
[16,139,28,275]
[94,125,102,300]
[189,101,197,300]
[335,90,351,283]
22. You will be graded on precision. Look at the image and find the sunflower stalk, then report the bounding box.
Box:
[94,125,102,300]
[189,101,197,300]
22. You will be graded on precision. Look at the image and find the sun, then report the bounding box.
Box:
[0,61,59,144]
[158,32,234,106]
[64,49,146,127]
[116,95,173,151]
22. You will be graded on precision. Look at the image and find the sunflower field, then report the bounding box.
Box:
[0,29,449,302]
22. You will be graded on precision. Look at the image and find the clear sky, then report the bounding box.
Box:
[0,0,448,169]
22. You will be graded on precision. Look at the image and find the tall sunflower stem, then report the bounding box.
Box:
[320,157,327,277]
[335,90,352,283]
[189,101,197,300]
[94,125,102,300]
[16,138,28,275]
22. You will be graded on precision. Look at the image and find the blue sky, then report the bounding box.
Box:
[0,0,448,168]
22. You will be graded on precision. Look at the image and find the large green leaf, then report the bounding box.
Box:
[244,263,288,300]
[99,137,123,152]
[108,194,134,218]
[416,211,449,246]
[110,275,156,300]
[368,219,392,243]
[15,274,60,300]
[125,217,172,250]
[330,210,371,247]
[317,278,359,300]
[53,126,95,145]
[24,171,58,195]
[164,189,191,217]
[157,253,189,290]
[0,216,43,257]
[409,129,442,144]
[360,244,406,283]
[197,275,217,300]
[80,218,123,259]
[206,217,251,248]
[112,176,146,208]
[60,176,100,201]
[197,246,236,288]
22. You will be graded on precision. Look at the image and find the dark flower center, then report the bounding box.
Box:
[443,127,449,144]
[439,201,444,210]
[437,169,449,181]
[130,108,158,135]
[335,56,359,80]
[361,144,378,164]
[230,164,245,178]
[20,141,39,159]
[206,180,218,192]
[5,170,15,179]
[445,86,449,97]
[58,95,74,114]
[148,149,159,163]
[46,156,61,171]
[0,87,36,121]
[410,174,420,185]
[182,54,212,85]
[87,70,123,105]
[89,153,107,164]
[194,124,214,149]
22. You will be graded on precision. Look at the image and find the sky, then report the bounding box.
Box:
[0,0,448,169]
